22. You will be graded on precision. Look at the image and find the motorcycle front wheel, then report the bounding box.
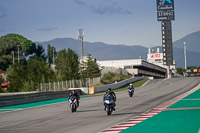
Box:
[106,105,111,116]
[71,104,75,113]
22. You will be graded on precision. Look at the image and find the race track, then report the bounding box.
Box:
[0,77,200,133]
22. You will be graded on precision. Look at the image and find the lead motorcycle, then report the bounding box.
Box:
[104,95,115,116]
[128,88,134,97]
[69,96,78,113]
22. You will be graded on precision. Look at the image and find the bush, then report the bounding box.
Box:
[101,72,131,84]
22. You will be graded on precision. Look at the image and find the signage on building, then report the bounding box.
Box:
[157,0,174,11]
[198,69,200,73]
[193,69,198,73]
[149,53,161,59]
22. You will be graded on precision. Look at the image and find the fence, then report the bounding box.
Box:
[40,77,101,92]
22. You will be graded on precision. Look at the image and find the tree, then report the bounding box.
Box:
[6,58,55,92]
[55,48,79,81]
[84,55,101,78]
[31,44,46,61]
[0,33,36,71]
[66,48,80,80]
[6,64,26,92]
[0,76,4,87]
[0,55,13,71]
[187,66,197,70]
[176,67,184,75]
[0,70,5,87]
[26,58,54,90]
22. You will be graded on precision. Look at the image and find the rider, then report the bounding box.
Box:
[128,83,134,92]
[68,90,80,107]
[103,88,116,111]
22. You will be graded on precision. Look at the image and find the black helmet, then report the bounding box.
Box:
[107,88,112,92]
[72,90,75,94]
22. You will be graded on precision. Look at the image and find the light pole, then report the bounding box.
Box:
[184,42,187,70]
[52,48,55,70]
[17,45,20,63]
[12,51,14,64]
[53,48,55,65]
[78,29,84,62]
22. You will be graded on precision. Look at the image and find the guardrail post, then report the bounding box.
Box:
[72,80,74,88]
[40,83,43,92]
[62,81,64,90]
[58,81,59,91]
[69,80,71,88]
[54,82,55,91]
[49,83,50,92]
[66,81,68,90]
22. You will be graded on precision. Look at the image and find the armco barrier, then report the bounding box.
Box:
[94,77,147,93]
[0,90,81,107]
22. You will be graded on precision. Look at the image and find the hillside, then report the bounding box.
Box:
[37,30,200,68]
[36,39,148,60]
[173,30,200,53]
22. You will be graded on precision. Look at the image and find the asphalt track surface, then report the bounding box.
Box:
[0,77,200,133]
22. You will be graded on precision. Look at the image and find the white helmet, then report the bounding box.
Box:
[130,83,132,86]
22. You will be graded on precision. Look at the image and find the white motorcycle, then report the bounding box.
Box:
[69,96,78,113]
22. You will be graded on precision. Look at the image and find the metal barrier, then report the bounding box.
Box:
[94,77,148,93]
[0,90,81,107]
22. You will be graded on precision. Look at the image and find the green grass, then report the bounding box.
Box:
[0,97,88,111]
[94,82,104,86]
[81,79,149,97]
[120,109,200,133]
[120,87,200,133]
[113,78,149,93]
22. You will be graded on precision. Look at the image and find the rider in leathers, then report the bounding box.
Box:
[68,90,80,107]
[103,88,116,111]
[128,83,134,93]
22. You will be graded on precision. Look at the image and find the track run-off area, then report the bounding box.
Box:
[0,77,200,133]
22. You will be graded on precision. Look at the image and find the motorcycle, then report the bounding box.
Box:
[69,96,78,113]
[104,95,115,116]
[128,88,134,97]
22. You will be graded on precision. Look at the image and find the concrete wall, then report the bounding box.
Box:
[0,90,81,107]
[94,77,147,93]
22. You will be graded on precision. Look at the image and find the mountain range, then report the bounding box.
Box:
[36,30,200,68]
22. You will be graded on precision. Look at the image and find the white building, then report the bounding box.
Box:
[97,59,167,78]
[147,48,176,74]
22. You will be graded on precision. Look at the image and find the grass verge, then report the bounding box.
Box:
[81,78,149,97]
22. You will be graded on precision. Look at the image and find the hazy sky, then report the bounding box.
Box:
[0,0,200,47]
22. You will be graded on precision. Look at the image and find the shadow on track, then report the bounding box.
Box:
[112,111,143,116]
[77,109,102,112]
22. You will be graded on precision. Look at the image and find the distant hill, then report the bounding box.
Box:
[36,38,148,60]
[36,30,200,68]
[173,30,200,53]
[153,46,200,67]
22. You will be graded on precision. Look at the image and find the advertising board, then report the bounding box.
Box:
[157,0,174,11]
[157,11,175,21]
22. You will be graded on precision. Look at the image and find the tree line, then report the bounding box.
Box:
[0,33,101,92]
